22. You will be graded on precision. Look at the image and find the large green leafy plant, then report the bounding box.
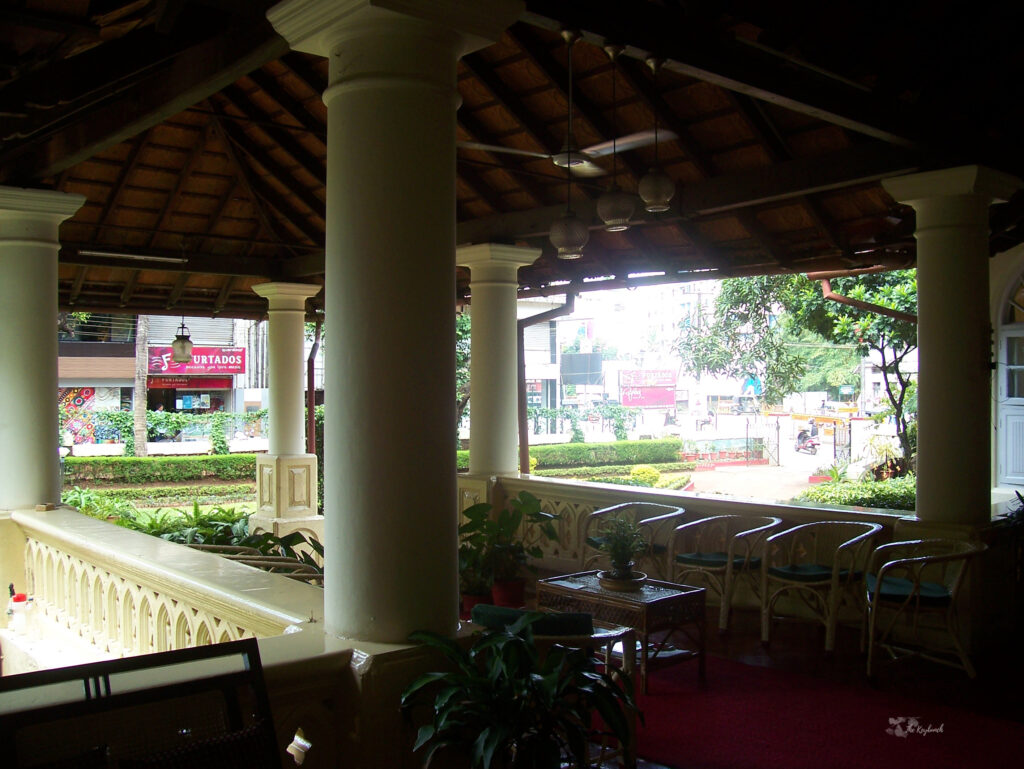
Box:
[459,491,559,586]
[401,613,638,769]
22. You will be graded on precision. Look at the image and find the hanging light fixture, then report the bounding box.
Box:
[638,57,676,213]
[171,315,193,363]
[597,44,635,232]
[550,30,589,260]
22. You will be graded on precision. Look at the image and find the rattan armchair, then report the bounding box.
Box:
[581,502,689,580]
[863,538,987,678]
[761,520,883,651]
[670,514,782,631]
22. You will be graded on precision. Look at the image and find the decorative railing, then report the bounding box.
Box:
[12,508,321,658]
[458,473,906,574]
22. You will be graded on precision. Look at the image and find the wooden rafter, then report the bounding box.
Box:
[166,272,190,310]
[145,122,218,249]
[216,83,326,187]
[213,117,320,247]
[216,114,325,222]
[89,127,154,242]
[0,18,287,182]
[119,269,140,307]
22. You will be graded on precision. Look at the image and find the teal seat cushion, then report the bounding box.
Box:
[866,574,951,607]
[676,552,760,570]
[470,604,594,636]
[768,563,848,582]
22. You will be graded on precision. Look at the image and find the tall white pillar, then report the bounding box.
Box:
[267,0,523,642]
[457,244,539,476]
[250,282,322,540]
[0,187,85,510]
[883,166,1022,525]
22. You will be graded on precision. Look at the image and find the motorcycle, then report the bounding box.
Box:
[795,431,819,455]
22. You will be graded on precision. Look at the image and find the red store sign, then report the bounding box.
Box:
[148,346,246,375]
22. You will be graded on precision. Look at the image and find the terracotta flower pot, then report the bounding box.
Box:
[490,578,526,608]
[460,591,491,620]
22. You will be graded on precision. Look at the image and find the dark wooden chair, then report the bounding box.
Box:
[0,638,281,769]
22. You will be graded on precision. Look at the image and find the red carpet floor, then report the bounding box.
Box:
[635,655,1024,769]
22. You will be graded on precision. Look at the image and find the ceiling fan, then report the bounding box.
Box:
[457,128,676,177]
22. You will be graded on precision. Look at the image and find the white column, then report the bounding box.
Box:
[0,187,85,510]
[250,283,322,539]
[457,244,539,476]
[883,166,1022,525]
[268,0,523,642]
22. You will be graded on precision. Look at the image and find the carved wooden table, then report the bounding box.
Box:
[536,570,706,693]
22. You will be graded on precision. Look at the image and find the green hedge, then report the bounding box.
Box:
[64,454,257,485]
[794,476,916,511]
[85,483,255,506]
[531,439,681,467]
[534,461,695,479]
[457,440,683,472]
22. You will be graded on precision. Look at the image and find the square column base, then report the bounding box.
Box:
[247,514,325,562]
[255,453,318,518]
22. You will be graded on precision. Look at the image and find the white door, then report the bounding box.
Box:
[998,325,1024,485]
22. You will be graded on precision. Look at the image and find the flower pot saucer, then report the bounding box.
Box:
[597,570,647,592]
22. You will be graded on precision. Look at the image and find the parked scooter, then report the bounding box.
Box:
[795,429,819,455]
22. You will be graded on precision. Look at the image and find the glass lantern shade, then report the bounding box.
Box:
[549,210,590,259]
[638,168,676,213]
[597,186,636,232]
[171,323,193,363]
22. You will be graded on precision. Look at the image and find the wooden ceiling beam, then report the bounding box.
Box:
[198,178,243,253]
[68,266,87,306]
[508,25,648,184]
[214,275,237,314]
[455,142,922,244]
[217,115,326,222]
[166,272,191,309]
[457,111,551,206]
[728,91,853,259]
[518,1,923,149]
[119,270,140,307]
[59,244,276,277]
[458,163,508,214]
[246,67,327,139]
[216,84,326,186]
[0,8,102,37]
[90,128,154,241]
[213,117,320,247]
[279,53,325,102]
[461,52,558,153]
[0,19,287,182]
[146,123,218,248]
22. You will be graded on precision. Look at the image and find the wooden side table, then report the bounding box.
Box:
[536,570,706,693]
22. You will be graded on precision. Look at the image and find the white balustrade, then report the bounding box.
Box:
[11,508,322,658]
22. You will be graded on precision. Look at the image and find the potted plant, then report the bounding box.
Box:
[587,515,649,590]
[402,612,638,769]
[459,491,560,608]
[458,536,492,619]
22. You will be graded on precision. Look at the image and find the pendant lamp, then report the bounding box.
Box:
[550,30,589,259]
[638,57,676,213]
[597,44,635,232]
[171,316,193,363]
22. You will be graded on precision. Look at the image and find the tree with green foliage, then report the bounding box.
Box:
[784,327,861,398]
[674,275,807,405]
[456,312,471,431]
[786,270,918,468]
[676,271,918,469]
